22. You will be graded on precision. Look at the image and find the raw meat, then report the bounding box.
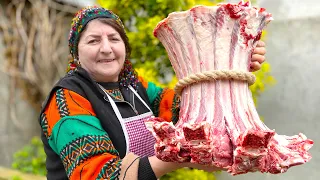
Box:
[146,1,313,175]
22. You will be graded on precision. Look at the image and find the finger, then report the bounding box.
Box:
[256,40,265,47]
[250,61,262,72]
[253,47,266,55]
[251,54,265,64]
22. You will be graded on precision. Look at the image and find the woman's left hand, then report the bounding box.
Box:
[250,40,266,72]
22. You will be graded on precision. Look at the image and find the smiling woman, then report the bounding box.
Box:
[38,6,267,180]
[78,19,127,82]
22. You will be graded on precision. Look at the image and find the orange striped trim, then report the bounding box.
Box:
[44,93,60,137]
[64,89,96,117]
[44,89,96,137]
[158,88,175,122]
[69,153,117,180]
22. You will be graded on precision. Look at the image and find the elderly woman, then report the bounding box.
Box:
[39,6,267,180]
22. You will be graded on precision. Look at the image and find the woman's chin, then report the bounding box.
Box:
[95,71,119,82]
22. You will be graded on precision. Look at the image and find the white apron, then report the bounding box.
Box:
[99,85,156,157]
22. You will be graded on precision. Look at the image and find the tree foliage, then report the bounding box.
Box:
[12,137,46,176]
[162,168,218,180]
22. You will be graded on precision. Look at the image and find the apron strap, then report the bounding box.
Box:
[98,84,130,154]
[128,85,152,112]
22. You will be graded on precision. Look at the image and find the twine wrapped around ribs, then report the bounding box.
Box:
[174,70,256,95]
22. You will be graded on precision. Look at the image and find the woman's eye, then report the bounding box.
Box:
[88,39,99,44]
[110,37,120,41]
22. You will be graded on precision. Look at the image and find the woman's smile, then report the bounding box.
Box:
[98,59,116,63]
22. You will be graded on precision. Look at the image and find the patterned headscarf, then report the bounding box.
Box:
[67,6,138,88]
[68,6,124,61]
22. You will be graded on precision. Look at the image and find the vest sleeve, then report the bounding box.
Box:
[40,88,122,179]
[138,76,180,124]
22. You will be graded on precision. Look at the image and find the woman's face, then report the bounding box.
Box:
[78,19,126,82]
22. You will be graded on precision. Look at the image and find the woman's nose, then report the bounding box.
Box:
[100,38,112,54]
